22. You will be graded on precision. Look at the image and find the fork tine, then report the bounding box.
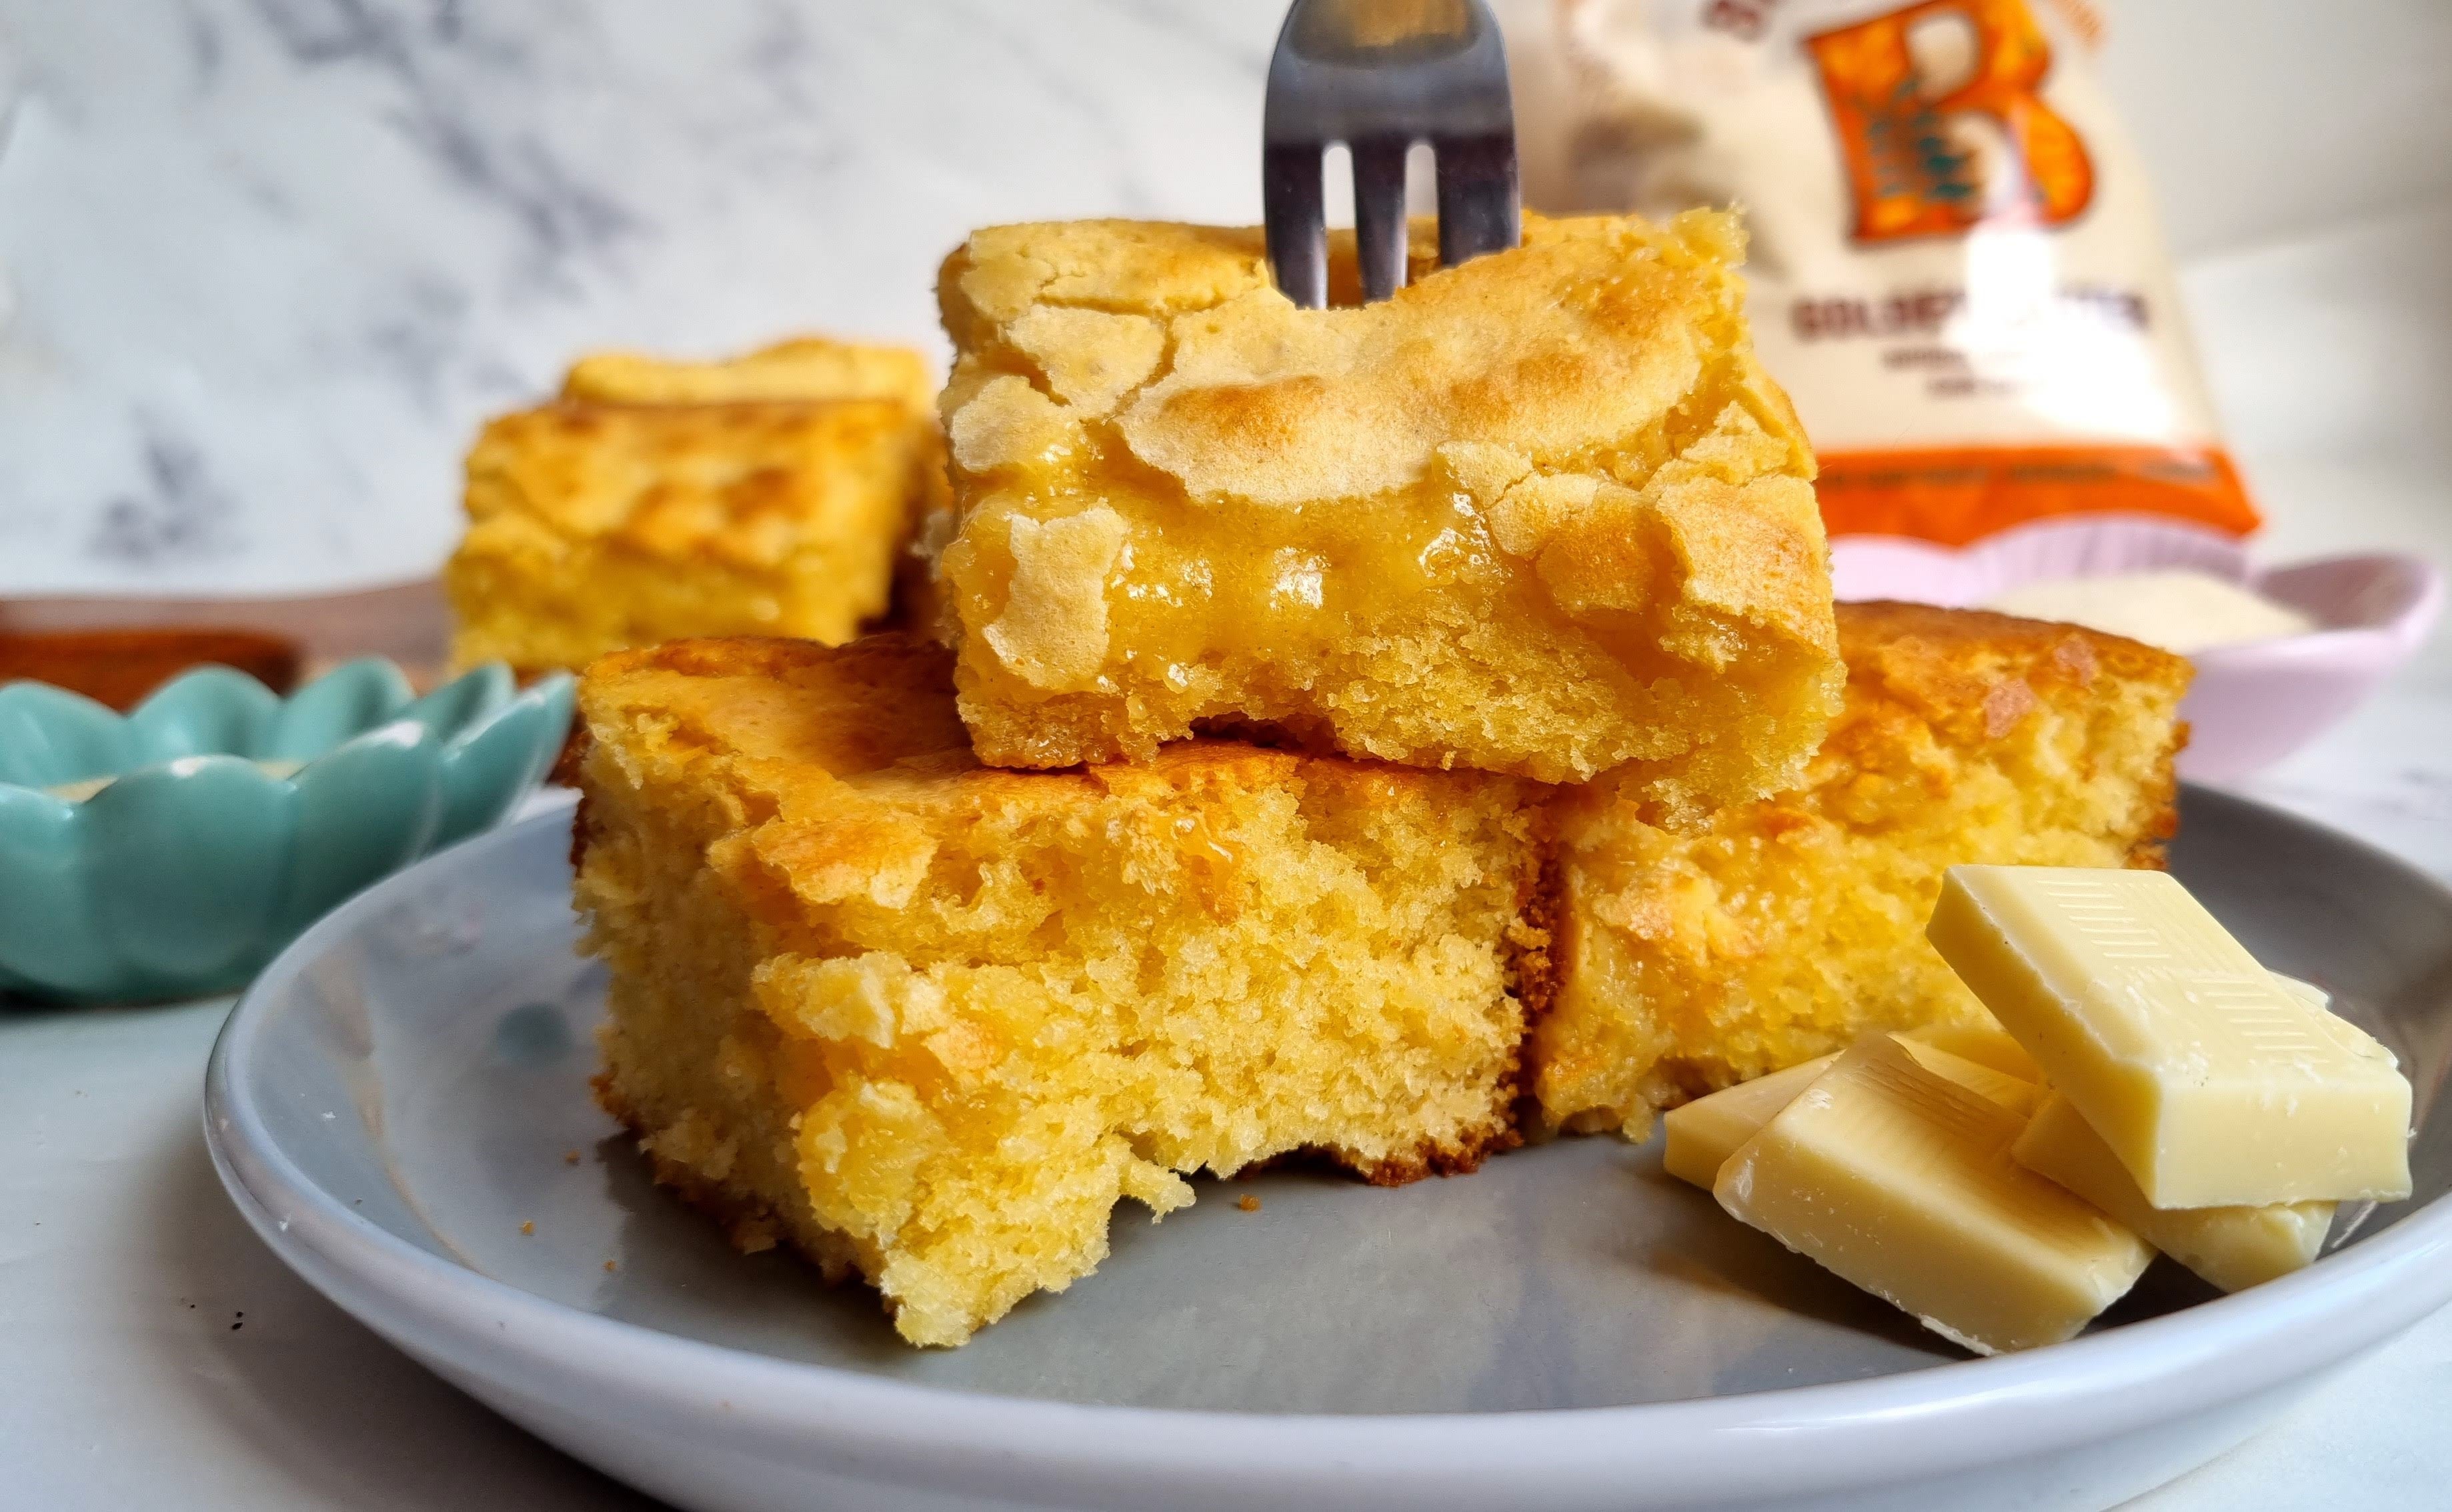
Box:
[1264,0,1516,303]
[1434,131,1519,269]
[1264,142,1328,310]
[1351,134,1412,304]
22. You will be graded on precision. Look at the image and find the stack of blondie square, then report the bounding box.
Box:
[475,211,2188,1346]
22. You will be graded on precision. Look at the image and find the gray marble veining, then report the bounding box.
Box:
[0,0,1279,593]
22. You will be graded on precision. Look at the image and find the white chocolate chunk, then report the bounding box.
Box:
[1715,1033,2151,1355]
[1666,1037,2033,1192]
[2268,973,2330,1013]
[1928,866,2411,1208]
[1895,1037,2041,1117]
[1665,1035,2035,1191]
[1663,1055,1838,1189]
[1901,1018,2043,1083]
[2013,1092,2333,1293]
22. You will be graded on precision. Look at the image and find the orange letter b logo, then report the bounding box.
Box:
[1805,0,2095,243]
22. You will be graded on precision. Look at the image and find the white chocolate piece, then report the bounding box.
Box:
[1895,1037,2041,1117]
[1663,1055,1838,1189]
[1664,1037,2035,1191]
[1928,866,2412,1208]
[2268,973,2330,1013]
[2013,1092,2333,1293]
[1902,1018,2043,1083]
[1715,1034,2151,1355]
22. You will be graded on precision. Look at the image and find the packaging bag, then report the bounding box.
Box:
[1502,0,2260,544]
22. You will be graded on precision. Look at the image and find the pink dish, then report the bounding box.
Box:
[1827,515,2443,783]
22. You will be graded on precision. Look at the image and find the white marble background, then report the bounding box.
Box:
[0,0,1286,591]
[2,1,2451,597]
[6,3,2452,1509]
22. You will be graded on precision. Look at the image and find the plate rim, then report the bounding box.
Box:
[202,789,2452,1501]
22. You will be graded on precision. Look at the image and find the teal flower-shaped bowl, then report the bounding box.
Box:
[0,659,573,1003]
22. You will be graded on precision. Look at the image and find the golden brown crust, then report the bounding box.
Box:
[1510,853,1566,1032]
[1346,1127,1518,1186]
[551,336,950,645]
[1836,600,2195,694]
[1114,221,1801,509]
[938,213,1816,511]
[562,335,937,419]
[1499,851,1569,1137]
[461,399,918,559]
[558,725,597,873]
[936,220,1273,352]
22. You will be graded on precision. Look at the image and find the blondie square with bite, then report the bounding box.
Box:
[929,211,1841,808]
[573,634,1555,1345]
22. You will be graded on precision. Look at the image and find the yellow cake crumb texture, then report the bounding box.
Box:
[445,335,946,675]
[1528,601,2190,1137]
[575,596,2191,1347]
[930,211,1842,809]
[574,635,1552,1347]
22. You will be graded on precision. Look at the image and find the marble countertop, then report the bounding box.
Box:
[0,0,1281,595]
[4,2,2451,1508]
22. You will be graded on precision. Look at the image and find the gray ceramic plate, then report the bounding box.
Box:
[205,789,2452,1511]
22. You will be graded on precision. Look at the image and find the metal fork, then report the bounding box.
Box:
[1262,0,1520,308]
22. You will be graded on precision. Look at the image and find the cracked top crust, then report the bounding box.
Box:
[939,211,1812,504]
